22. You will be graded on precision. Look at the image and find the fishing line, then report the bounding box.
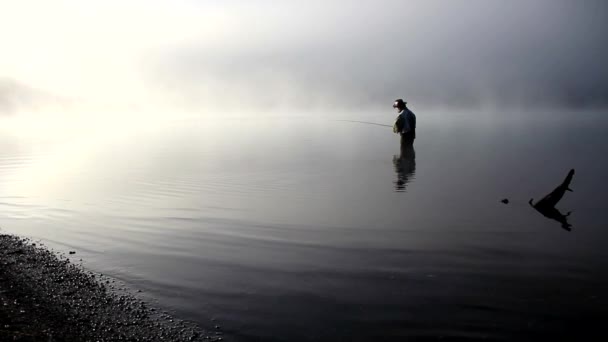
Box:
[335,120,393,128]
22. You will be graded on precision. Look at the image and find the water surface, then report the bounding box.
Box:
[1,110,607,341]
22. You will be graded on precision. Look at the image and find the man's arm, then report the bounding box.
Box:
[393,115,403,133]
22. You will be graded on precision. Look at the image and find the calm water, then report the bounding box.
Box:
[1,110,608,341]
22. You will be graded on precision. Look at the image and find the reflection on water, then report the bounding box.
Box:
[531,205,573,231]
[393,135,416,191]
[1,114,608,341]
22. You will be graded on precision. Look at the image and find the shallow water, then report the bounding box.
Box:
[1,109,608,341]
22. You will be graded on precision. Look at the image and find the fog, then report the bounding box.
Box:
[1,0,607,118]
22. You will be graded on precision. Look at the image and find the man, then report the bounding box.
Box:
[392,99,416,141]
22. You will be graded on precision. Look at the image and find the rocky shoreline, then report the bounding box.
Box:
[0,234,219,342]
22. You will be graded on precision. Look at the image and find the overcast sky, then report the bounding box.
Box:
[1,0,607,115]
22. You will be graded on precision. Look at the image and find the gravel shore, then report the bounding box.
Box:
[0,234,220,342]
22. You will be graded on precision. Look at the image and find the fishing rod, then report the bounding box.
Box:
[335,119,393,128]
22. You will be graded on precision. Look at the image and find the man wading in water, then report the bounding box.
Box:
[392,99,416,143]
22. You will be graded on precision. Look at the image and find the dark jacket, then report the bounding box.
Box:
[393,108,416,138]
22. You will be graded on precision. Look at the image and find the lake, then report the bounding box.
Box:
[1,108,608,341]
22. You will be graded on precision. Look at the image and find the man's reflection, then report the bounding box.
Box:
[393,135,416,191]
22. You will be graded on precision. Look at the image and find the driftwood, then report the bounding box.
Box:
[529,169,575,231]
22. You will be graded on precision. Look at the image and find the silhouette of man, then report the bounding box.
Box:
[392,99,416,142]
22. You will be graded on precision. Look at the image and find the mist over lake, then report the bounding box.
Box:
[2,0,608,114]
[1,1,608,341]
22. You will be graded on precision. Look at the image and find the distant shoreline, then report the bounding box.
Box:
[0,234,219,342]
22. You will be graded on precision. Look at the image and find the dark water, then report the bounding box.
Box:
[1,110,608,341]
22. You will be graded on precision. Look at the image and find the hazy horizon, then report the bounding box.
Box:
[1,0,608,117]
